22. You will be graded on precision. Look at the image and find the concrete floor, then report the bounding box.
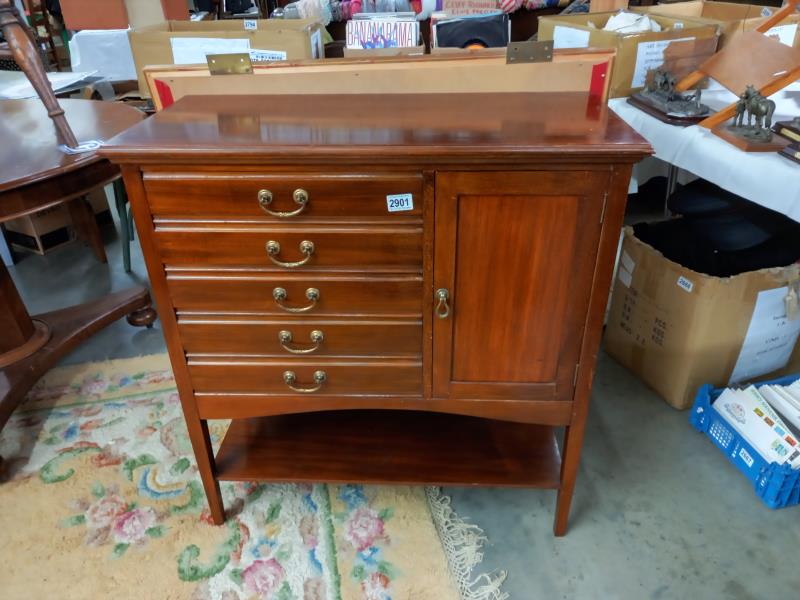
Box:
[6,211,799,600]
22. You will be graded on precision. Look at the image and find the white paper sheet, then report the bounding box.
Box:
[170,37,251,65]
[0,71,98,99]
[552,25,590,49]
[631,37,693,88]
[729,287,800,384]
[766,24,799,47]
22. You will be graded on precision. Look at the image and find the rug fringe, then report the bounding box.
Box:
[425,487,509,600]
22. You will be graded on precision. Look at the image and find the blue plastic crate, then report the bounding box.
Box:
[690,374,800,509]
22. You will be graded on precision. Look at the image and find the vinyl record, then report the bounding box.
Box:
[435,14,509,49]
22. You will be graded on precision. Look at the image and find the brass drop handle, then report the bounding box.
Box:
[266,240,315,268]
[283,370,326,393]
[278,329,324,354]
[272,287,319,313]
[436,288,451,319]
[258,188,309,217]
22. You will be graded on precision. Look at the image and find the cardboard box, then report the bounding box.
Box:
[604,227,800,410]
[60,0,188,31]
[633,1,800,49]
[129,19,324,96]
[3,190,111,256]
[537,12,719,97]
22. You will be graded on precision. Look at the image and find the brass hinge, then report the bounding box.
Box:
[600,191,608,224]
[506,40,553,64]
[207,53,253,75]
[573,363,580,387]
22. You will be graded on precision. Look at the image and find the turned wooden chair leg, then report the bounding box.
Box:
[66,196,106,263]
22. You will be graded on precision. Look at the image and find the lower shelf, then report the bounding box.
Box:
[214,410,562,488]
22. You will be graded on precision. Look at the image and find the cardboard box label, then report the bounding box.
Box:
[244,19,257,30]
[677,275,694,293]
[632,37,694,87]
[621,250,636,274]
[170,37,250,64]
[729,287,800,384]
[553,25,590,49]
[618,267,633,288]
[766,24,798,47]
[250,48,287,61]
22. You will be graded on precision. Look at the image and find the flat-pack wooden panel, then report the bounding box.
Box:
[144,49,616,111]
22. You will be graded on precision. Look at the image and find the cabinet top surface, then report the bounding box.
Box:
[101,93,651,166]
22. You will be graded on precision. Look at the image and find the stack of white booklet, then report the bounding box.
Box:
[713,385,800,469]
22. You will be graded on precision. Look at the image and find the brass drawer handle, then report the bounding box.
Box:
[278,329,324,354]
[436,288,450,319]
[266,240,315,268]
[272,287,319,313]
[283,370,326,393]
[258,188,309,217]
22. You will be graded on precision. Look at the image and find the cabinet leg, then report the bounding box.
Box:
[553,423,586,536]
[189,419,225,525]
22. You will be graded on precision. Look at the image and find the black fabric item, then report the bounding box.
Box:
[633,218,800,277]
[435,14,509,48]
[226,0,253,13]
[688,213,772,252]
[667,179,737,217]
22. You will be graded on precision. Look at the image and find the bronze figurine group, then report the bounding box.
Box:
[730,85,777,143]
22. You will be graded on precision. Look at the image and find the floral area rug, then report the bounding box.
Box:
[0,355,507,600]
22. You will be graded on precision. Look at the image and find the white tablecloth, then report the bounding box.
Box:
[610,81,800,223]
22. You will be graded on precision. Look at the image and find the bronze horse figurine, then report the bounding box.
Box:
[734,85,776,129]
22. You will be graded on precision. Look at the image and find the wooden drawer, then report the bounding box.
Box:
[178,317,421,357]
[143,172,424,220]
[188,358,422,396]
[155,224,422,269]
[168,272,422,316]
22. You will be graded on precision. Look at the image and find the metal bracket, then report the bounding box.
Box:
[506,40,554,64]
[207,53,253,75]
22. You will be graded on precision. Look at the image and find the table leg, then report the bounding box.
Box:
[664,164,680,217]
[67,196,107,264]
[0,260,156,432]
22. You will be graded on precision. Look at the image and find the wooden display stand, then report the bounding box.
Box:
[711,126,790,152]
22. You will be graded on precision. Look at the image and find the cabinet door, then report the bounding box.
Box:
[432,171,609,401]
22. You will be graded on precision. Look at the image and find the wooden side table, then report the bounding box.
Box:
[0,98,157,432]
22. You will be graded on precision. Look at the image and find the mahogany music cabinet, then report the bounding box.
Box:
[102,93,651,535]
